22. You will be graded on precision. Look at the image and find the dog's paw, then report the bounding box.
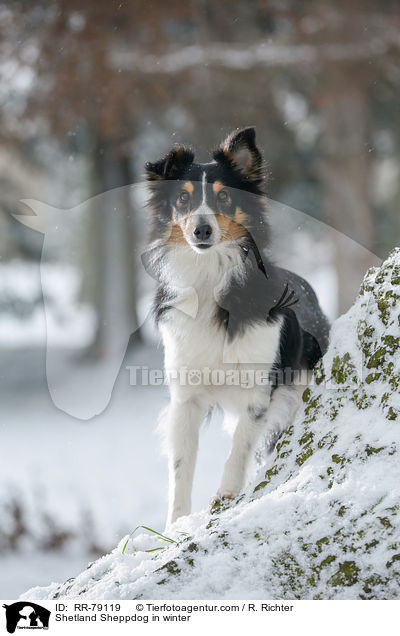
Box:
[210,490,238,509]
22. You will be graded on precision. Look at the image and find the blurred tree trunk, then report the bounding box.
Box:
[88,138,139,359]
[319,69,375,315]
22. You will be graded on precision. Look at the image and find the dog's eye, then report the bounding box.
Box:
[217,190,228,201]
[178,191,190,203]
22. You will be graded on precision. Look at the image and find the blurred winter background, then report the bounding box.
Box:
[1,0,400,597]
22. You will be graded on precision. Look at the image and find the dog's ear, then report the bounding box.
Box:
[145,146,194,181]
[213,127,264,184]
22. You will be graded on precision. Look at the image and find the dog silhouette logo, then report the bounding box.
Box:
[3,602,50,633]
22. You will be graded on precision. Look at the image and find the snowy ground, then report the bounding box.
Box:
[0,343,232,598]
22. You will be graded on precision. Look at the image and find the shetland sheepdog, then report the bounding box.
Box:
[144,127,329,526]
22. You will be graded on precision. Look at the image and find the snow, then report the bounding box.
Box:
[19,248,400,600]
[0,260,96,348]
[1,552,91,600]
[0,342,232,598]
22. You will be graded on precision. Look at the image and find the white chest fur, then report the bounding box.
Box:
[158,243,282,383]
[161,303,282,371]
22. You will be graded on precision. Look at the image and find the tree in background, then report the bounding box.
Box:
[1,0,400,348]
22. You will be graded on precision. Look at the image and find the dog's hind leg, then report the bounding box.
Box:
[262,384,304,454]
[213,384,303,504]
[165,397,205,527]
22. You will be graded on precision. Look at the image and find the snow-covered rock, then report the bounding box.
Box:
[22,249,400,600]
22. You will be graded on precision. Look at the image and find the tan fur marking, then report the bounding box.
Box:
[215,211,248,242]
[182,181,194,194]
[164,222,186,245]
[234,206,248,227]
[212,181,225,194]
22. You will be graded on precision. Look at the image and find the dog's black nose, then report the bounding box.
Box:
[193,224,212,241]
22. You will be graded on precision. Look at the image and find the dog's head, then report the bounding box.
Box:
[145,127,269,254]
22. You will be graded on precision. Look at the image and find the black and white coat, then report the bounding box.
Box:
[144,127,330,526]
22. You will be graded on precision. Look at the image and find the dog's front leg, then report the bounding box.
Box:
[166,397,204,527]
